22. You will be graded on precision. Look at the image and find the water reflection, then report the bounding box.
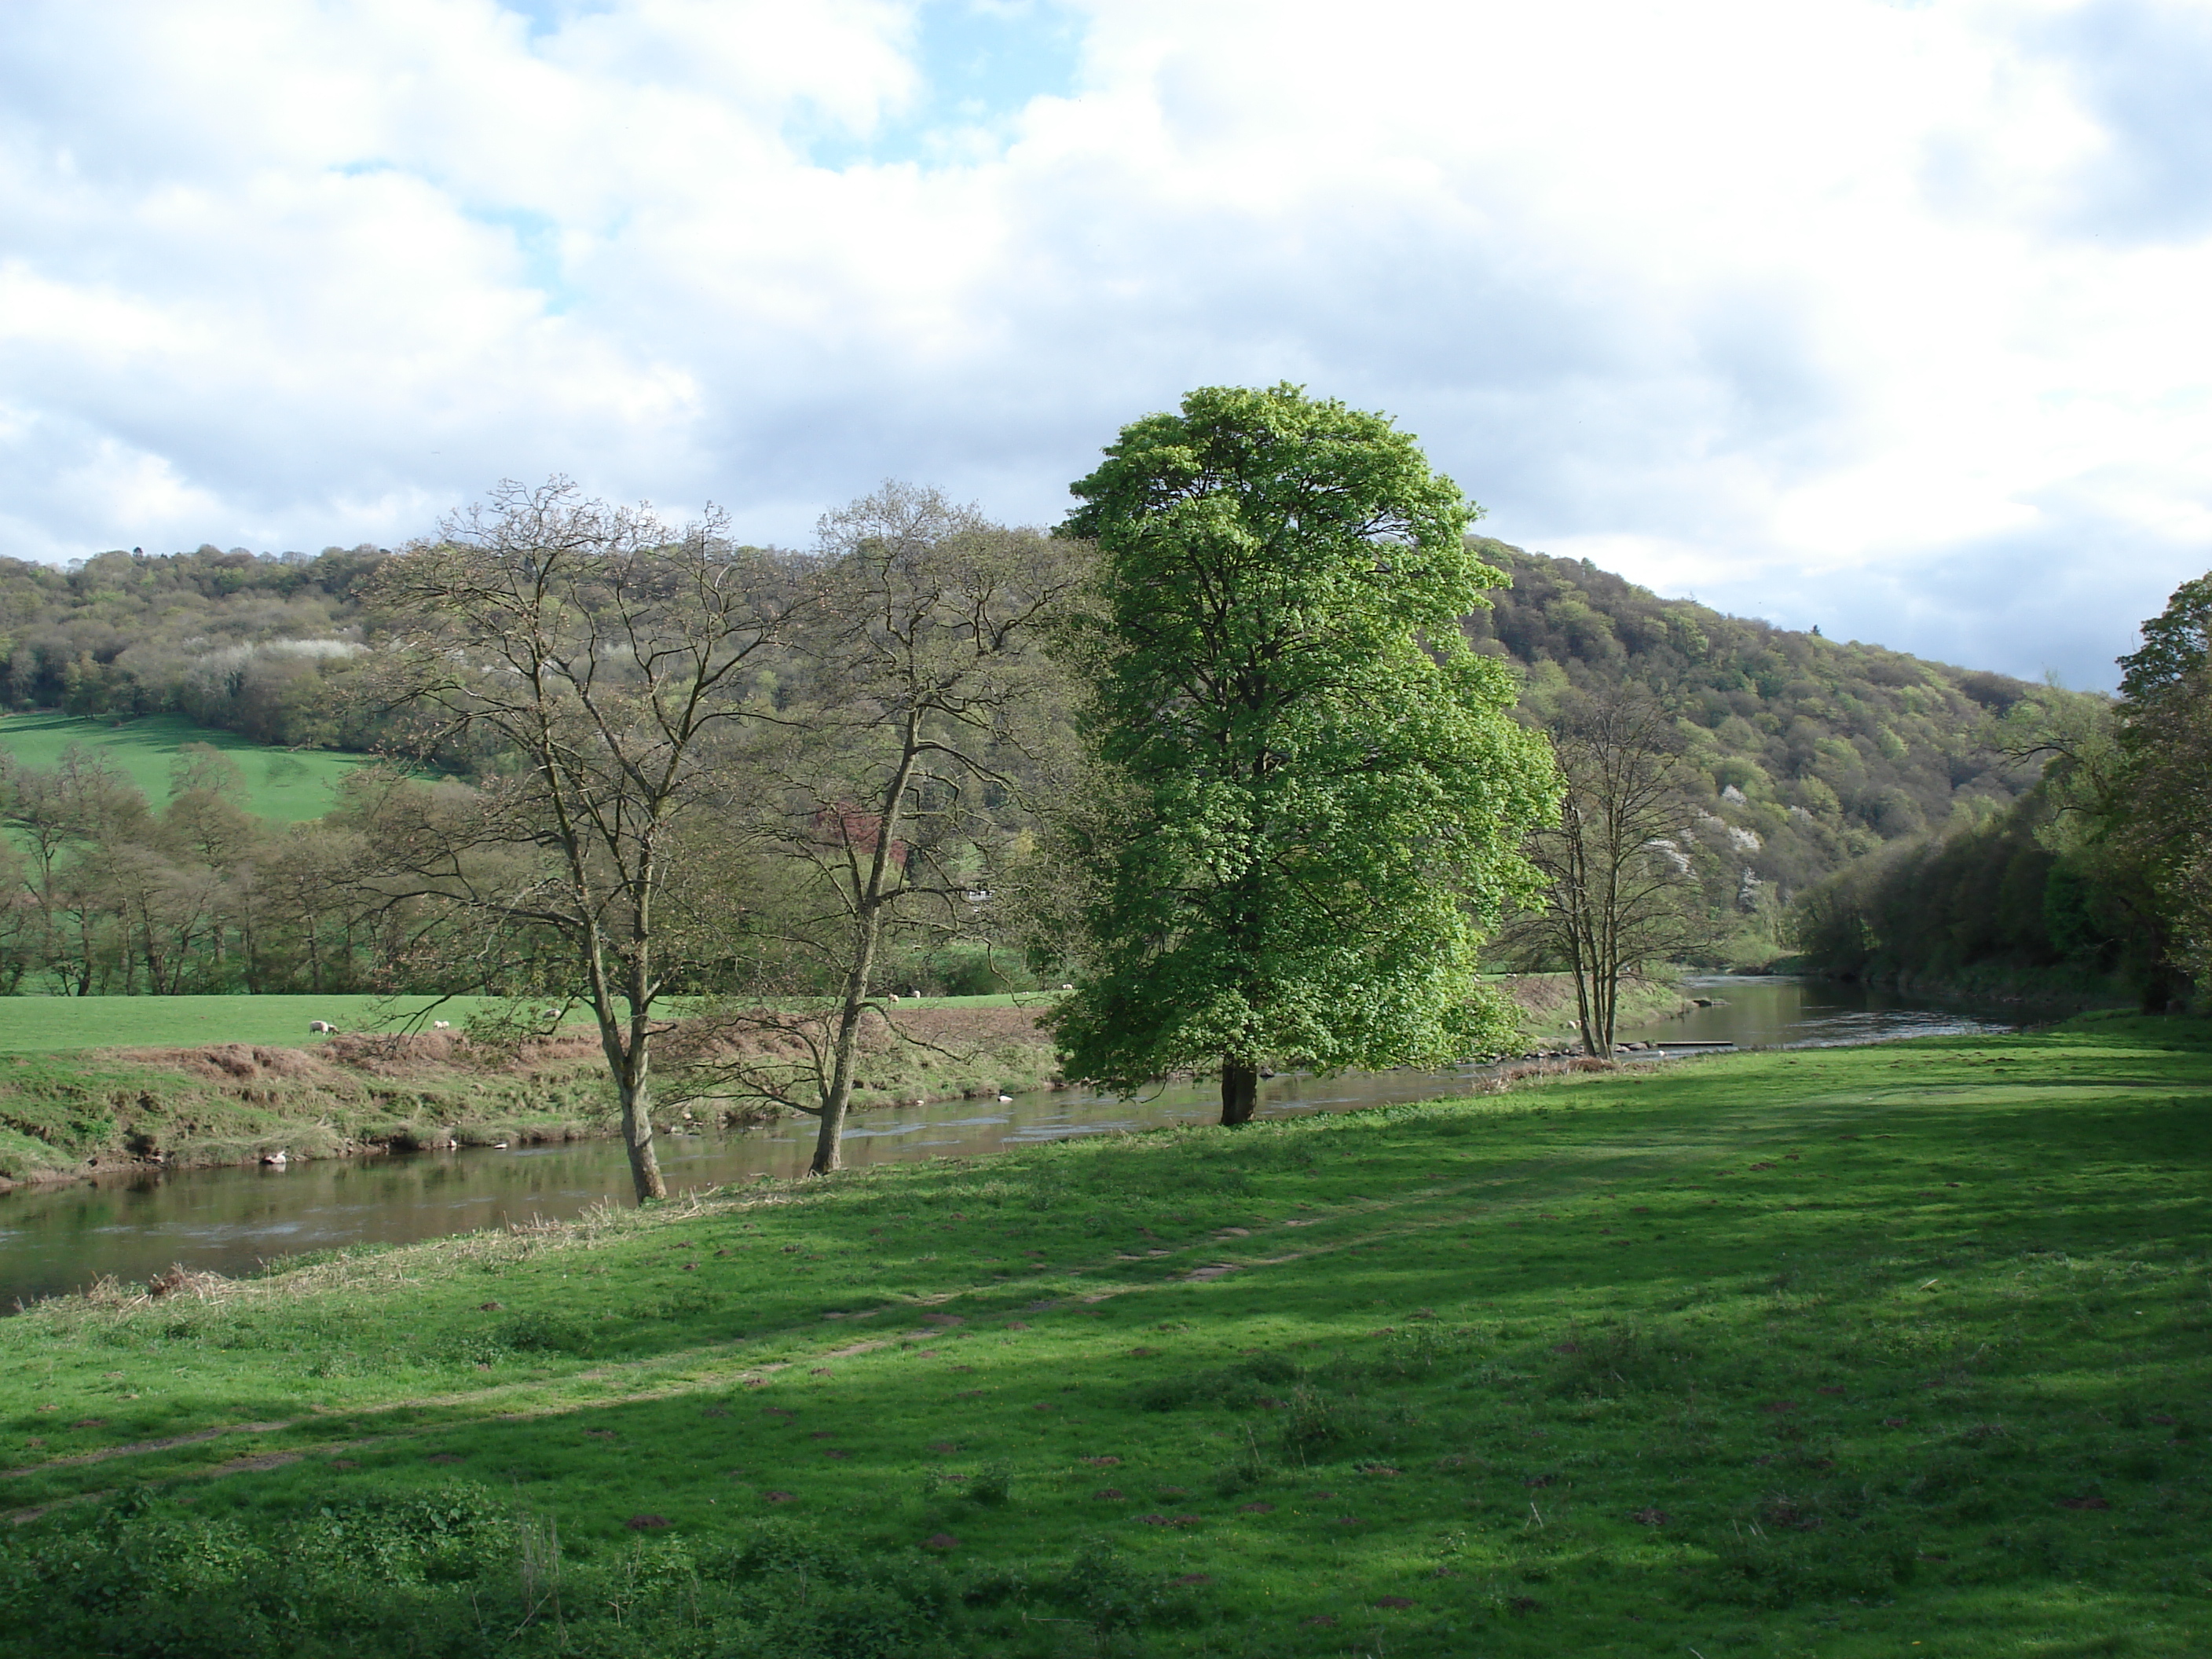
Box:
[1621,974,2019,1050]
[2,976,2016,1309]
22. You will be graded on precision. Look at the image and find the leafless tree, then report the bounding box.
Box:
[1511,691,1712,1056]
[694,484,1090,1174]
[361,479,808,1202]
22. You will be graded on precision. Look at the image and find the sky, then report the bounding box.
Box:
[2,0,2209,688]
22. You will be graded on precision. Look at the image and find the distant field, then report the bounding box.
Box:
[0,712,371,822]
[0,991,1038,1053]
[0,994,507,1053]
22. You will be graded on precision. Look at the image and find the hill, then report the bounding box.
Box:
[0,539,2083,943]
[1466,540,2086,913]
[0,544,384,749]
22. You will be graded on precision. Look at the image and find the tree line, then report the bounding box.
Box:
[1786,570,2212,1011]
[9,514,2058,925]
[1,383,2108,1198]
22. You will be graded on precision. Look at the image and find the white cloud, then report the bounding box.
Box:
[0,0,2207,685]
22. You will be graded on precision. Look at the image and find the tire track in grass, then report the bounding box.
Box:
[0,1138,1742,1521]
[0,1221,1369,1513]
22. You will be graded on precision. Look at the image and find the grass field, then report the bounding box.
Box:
[1,1014,2204,1655]
[0,991,1046,1055]
[0,711,369,821]
[0,992,506,1053]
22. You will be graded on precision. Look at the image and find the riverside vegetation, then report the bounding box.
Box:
[0,518,2066,1008]
[0,998,1071,1188]
[2,1016,2205,1656]
[0,410,2093,1190]
[0,976,1677,1188]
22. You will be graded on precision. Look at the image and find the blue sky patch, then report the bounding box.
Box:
[805,0,1086,170]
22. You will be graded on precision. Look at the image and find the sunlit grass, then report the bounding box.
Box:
[2,1014,2207,1654]
[0,711,370,822]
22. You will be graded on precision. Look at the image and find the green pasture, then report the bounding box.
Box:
[0,993,504,1053]
[0,712,369,822]
[2,1016,2207,1656]
[0,991,1038,1056]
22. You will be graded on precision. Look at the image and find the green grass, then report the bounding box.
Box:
[2,1015,2207,1655]
[0,711,370,822]
[0,992,508,1053]
[0,992,1043,1056]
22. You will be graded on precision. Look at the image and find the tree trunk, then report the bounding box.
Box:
[1220,1058,1259,1126]
[617,1067,667,1201]
[811,949,877,1175]
[811,736,919,1177]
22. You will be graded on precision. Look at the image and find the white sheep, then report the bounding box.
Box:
[431,1020,451,1030]
[307,1020,335,1034]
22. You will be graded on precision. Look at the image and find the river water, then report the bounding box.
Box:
[0,976,2016,1309]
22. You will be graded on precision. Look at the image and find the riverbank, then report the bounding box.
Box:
[2,1014,2204,1656]
[0,1006,1071,1192]
[0,978,1673,1192]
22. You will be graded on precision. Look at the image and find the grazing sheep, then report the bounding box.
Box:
[307,1020,335,1034]
[431,1020,451,1030]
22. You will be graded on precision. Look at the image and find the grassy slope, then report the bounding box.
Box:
[1,1017,2205,1655]
[0,1037,617,1185]
[0,711,369,822]
[0,1000,1068,1185]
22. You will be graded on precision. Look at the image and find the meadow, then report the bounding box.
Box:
[0,711,370,822]
[0,993,501,1053]
[0,1015,2203,1655]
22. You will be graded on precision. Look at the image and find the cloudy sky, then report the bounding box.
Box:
[3,0,2208,687]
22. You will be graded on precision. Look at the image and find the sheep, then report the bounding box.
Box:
[431,1020,451,1030]
[307,1020,335,1034]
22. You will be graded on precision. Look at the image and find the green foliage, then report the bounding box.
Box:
[2118,572,2212,704]
[1789,566,2212,1005]
[1050,386,1558,1099]
[0,544,385,748]
[1785,793,2093,981]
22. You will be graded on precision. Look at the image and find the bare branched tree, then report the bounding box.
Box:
[690,484,1090,1174]
[1510,692,1711,1056]
[360,478,808,1201]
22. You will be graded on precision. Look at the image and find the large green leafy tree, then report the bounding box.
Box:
[1047,385,1558,1123]
[2108,574,2212,1003]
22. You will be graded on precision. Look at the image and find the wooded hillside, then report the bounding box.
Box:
[1467,540,2076,910]
[0,536,2077,940]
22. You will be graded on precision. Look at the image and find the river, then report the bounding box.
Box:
[0,976,2017,1309]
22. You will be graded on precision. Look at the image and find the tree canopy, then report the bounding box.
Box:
[1046,384,1557,1122]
